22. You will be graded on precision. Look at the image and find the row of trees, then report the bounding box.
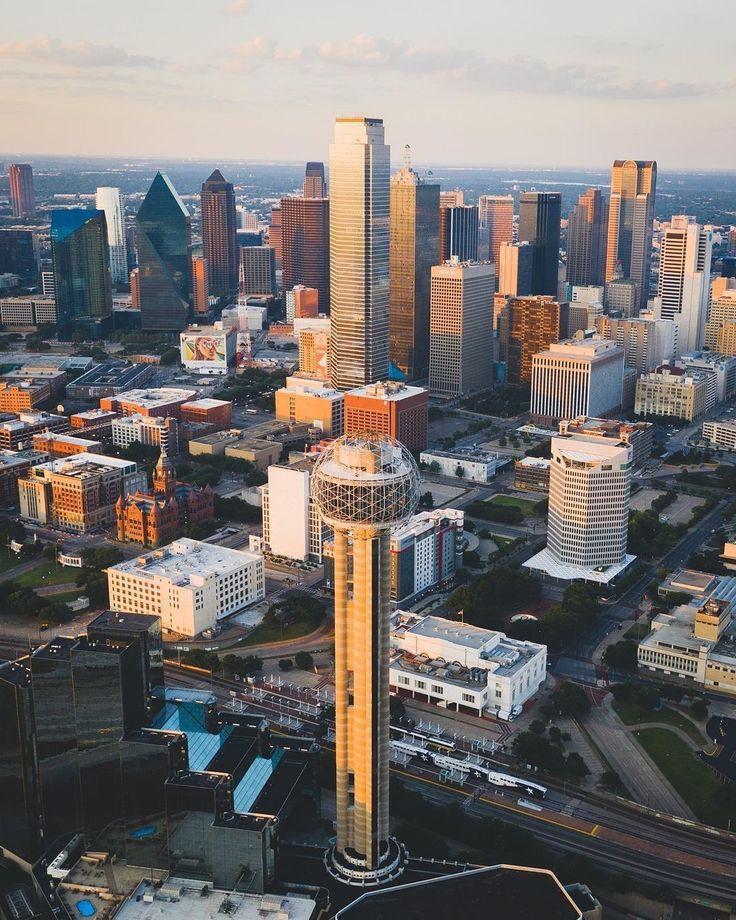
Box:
[509,583,600,651]
[446,566,542,632]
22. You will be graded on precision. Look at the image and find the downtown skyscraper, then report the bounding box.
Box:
[605,159,657,310]
[200,169,238,299]
[9,164,35,218]
[303,161,326,198]
[518,191,561,296]
[388,160,439,379]
[136,172,192,331]
[439,204,479,262]
[51,209,113,338]
[479,194,514,274]
[329,117,390,390]
[281,196,330,312]
[658,215,713,354]
[566,188,608,287]
[95,187,128,286]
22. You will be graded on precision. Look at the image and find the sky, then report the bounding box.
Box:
[2,0,735,169]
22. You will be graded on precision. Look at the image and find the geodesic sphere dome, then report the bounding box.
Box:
[310,434,420,529]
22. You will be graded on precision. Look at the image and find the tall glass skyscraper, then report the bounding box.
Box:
[518,192,562,297]
[389,164,439,379]
[136,172,192,331]
[329,117,390,390]
[566,188,608,287]
[605,160,657,310]
[51,209,113,339]
[96,187,129,286]
[9,164,35,218]
[439,204,479,263]
[200,169,238,299]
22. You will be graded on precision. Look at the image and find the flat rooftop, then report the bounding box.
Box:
[420,447,499,463]
[346,381,426,401]
[524,547,636,585]
[0,448,46,467]
[110,387,198,407]
[335,864,581,920]
[181,398,231,410]
[32,452,138,476]
[115,880,315,920]
[66,362,152,387]
[110,538,261,585]
[88,609,161,633]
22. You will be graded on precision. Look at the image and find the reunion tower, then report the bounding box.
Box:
[311,434,420,886]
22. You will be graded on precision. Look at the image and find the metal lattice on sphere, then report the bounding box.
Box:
[311,434,420,530]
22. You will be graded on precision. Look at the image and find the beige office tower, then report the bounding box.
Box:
[705,280,736,354]
[440,189,464,208]
[605,160,657,310]
[329,117,390,390]
[311,435,419,886]
[429,259,495,398]
[479,194,515,275]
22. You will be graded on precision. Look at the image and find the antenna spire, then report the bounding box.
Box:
[403,144,412,169]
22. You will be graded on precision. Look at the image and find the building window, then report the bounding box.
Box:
[461,692,475,704]
[415,680,426,690]
[431,684,444,695]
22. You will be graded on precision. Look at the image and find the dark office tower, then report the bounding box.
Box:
[281,196,330,312]
[304,161,326,198]
[729,228,736,257]
[9,164,35,218]
[499,295,566,386]
[605,160,657,310]
[136,172,192,331]
[439,205,479,262]
[269,205,283,268]
[87,609,164,707]
[566,188,608,286]
[0,662,41,860]
[200,169,238,299]
[389,164,440,379]
[51,209,113,339]
[518,192,562,296]
[0,228,39,282]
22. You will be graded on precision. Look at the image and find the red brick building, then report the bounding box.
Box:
[344,381,428,453]
[180,398,232,429]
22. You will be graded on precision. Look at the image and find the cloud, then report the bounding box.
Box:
[0,36,163,70]
[228,32,718,101]
[223,0,250,14]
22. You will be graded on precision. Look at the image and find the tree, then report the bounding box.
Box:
[294,650,314,670]
[511,731,566,773]
[604,640,639,672]
[418,490,434,509]
[428,461,440,473]
[455,465,465,478]
[528,719,547,736]
[389,694,406,724]
[690,698,709,721]
[279,658,293,671]
[550,682,591,718]
[565,752,590,779]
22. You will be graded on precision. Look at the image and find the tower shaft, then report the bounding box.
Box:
[333,527,390,867]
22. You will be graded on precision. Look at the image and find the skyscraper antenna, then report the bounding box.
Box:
[404,144,411,169]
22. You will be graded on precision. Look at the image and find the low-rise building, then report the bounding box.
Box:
[225,438,281,470]
[0,449,47,505]
[101,387,197,419]
[0,411,69,450]
[69,407,119,438]
[274,376,344,437]
[65,361,156,399]
[513,456,551,492]
[679,351,736,409]
[32,431,102,458]
[2,367,67,396]
[180,323,237,375]
[420,447,502,482]
[389,611,547,717]
[180,398,233,429]
[557,416,654,468]
[111,413,179,454]
[703,419,736,451]
[635,366,709,422]
[0,380,51,412]
[390,509,464,605]
[19,452,147,532]
[638,589,736,695]
[0,296,56,327]
[107,538,265,636]
[344,380,428,453]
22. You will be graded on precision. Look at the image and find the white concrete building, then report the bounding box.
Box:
[635,366,709,422]
[679,351,736,409]
[569,284,605,304]
[389,611,547,718]
[111,414,179,454]
[420,447,502,482]
[260,459,329,562]
[390,509,464,605]
[530,337,624,425]
[107,538,265,637]
[658,215,713,355]
[525,436,635,586]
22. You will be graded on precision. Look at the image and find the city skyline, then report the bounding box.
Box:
[2,1,735,168]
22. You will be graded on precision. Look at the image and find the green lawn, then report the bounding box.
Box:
[485,494,540,516]
[43,589,88,605]
[492,535,515,550]
[14,561,80,588]
[230,618,323,649]
[633,728,733,827]
[613,701,706,745]
[0,551,23,575]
